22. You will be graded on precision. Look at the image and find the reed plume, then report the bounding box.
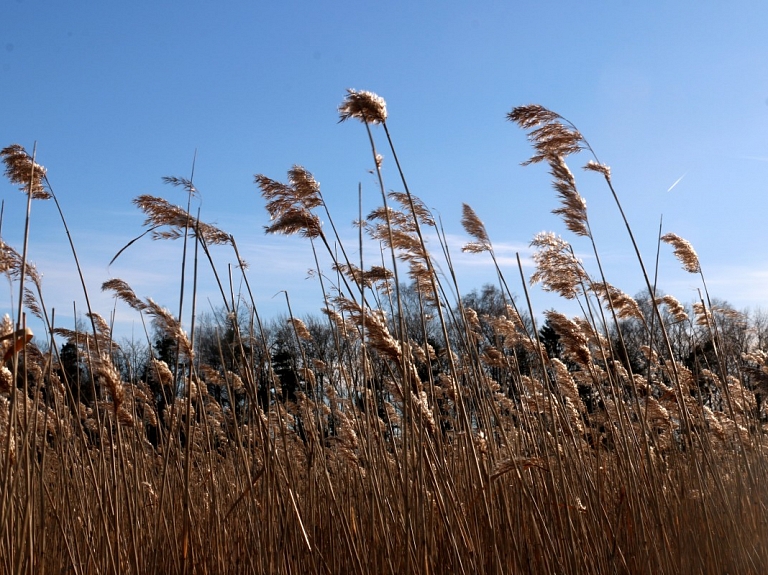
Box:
[544,310,592,366]
[0,144,50,200]
[656,294,689,323]
[507,105,583,165]
[549,155,590,238]
[133,194,232,245]
[661,232,701,274]
[592,281,643,321]
[102,278,147,312]
[338,89,388,124]
[460,203,492,254]
[529,232,586,300]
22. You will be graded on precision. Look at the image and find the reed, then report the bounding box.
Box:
[0,95,766,574]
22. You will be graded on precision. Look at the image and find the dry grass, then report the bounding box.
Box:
[0,95,767,574]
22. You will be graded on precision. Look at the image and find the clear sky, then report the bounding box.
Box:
[2,1,767,341]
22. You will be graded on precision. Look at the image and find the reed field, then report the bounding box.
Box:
[1,90,767,574]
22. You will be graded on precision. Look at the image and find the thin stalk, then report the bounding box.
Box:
[516,253,576,574]
[1,144,38,556]
[181,208,202,575]
[30,166,103,358]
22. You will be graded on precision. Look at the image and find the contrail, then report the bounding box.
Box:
[667,172,687,192]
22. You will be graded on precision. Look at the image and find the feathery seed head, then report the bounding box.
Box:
[256,166,325,239]
[321,307,356,340]
[507,105,561,129]
[162,176,198,197]
[339,89,388,124]
[133,195,232,245]
[144,298,195,361]
[508,106,583,164]
[656,294,689,323]
[389,191,435,227]
[363,265,394,288]
[0,315,11,338]
[661,232,700,274]
[644,396,671,424]
[550,357,582,407]
[23,288,43,321]
[333,263,368,288]
[693,301,712,327]
[288,318,313,341]
[544,310,592,366]
[549,155,590,237]
[530,232,585,300]
[264,207,322,238]
[1,144,50,200]
[93,356,126,417]
[592,282,643,321]
[0,366,12,394]
[465,307,481,331]
[583,160,611,180]
[102,278,146,312]
[461,203,492,253]
[287,166,323,210]
[0,242,40,284]
[149,359,174,388]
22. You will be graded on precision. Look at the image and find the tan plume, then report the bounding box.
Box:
[507,106,583,165]
[338,89,388,124]
[530,232,586,300]
[133,195,232,245]
[549,155,589,237]
[460,203,492,253]
[661,232,700,274]
[0,144,50,200]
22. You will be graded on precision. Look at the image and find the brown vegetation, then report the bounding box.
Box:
[0,95,767,574]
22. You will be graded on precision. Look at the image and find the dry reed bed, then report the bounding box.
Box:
[0,92,766,574]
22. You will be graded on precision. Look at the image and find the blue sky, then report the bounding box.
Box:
[2,1,768,340]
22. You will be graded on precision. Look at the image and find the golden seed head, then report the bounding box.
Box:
[460,203,492,253]
[133,194,232,245]
[656,294,689,323]
[508,106,583,164]
[0,366,12,394]
[583,160,611,179]
[507,105,561,129]
[661,232,700,274]
[1,144,50,200]
[288,318,313,341]
[530,232,585,300]
[338,89,388,124]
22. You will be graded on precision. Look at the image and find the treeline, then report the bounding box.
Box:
[50,282,768,452]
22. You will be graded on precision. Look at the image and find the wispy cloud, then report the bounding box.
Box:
[0,225,332,339]
[706,266,768,310]
[656,263,768,312]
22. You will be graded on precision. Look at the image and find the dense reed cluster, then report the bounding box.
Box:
[1,93,767,575]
